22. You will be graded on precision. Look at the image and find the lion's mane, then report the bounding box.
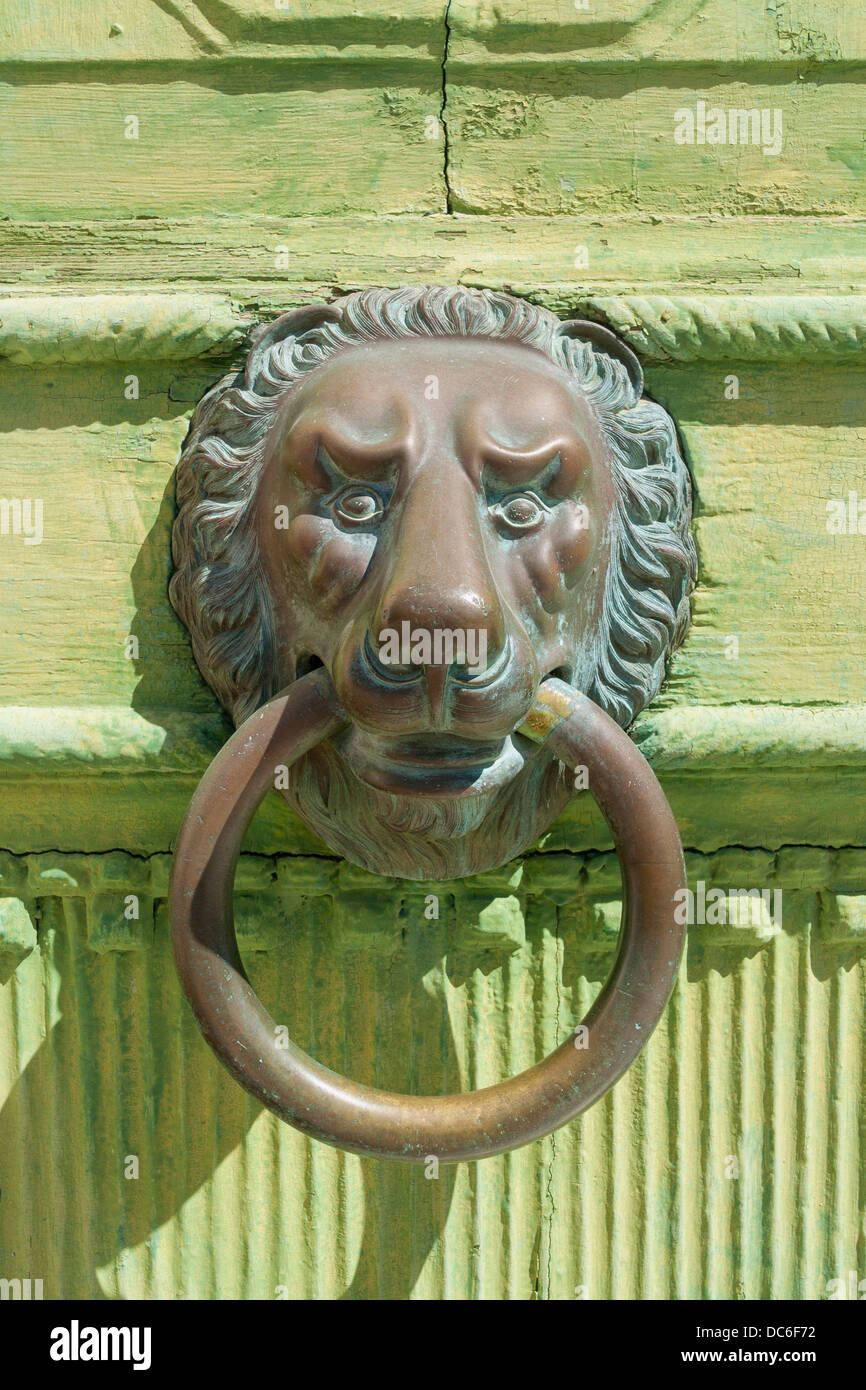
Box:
[170,286,697,730]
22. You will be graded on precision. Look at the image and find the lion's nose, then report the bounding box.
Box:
[369,473,507,720]
[374,592,504,674]
[371,592,507,725]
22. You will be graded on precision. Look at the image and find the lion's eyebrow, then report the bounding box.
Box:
[479,440,569,484]
[312,428,409,479]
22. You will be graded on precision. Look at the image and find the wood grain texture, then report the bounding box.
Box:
[5,0,862,65]
[0,65,445,223]
[448,0,866,63]
[650,363,866,707]
[445,72,866,217]
[0,0,448,63]
[1,852,865,1296]
[1,359,861,715]
[4,287,866,364]
[0,0,864,1304]
[2,215,862,303]
[443,1,866,220]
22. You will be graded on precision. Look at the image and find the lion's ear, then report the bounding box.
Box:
[559,319,644,399]
[245,303,342,386]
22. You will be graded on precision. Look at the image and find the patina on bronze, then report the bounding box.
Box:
[170,671,686,1162]
[170,287,696,881]
[169,287,696,1159]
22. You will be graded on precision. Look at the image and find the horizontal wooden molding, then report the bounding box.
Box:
[1,215,862,303]
[0,1,448,66]
[1,1,862,66]
[0,705,230,772]
[596,294,866,363]
[0,703,864,776]
[2,706,861,857]
[2,843,863,899]
[1,288,865,366]
[0,293,249,365]
[1,845,864,958]
[632,703,866,769]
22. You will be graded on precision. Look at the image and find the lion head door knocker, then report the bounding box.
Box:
[168,287,697,1162]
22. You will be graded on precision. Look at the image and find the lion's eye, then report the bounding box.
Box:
[492,493,547,532]
[334,490,384,526]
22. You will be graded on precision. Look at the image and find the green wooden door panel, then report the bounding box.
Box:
[0,311,863,854]
[1,0,864,1301]
[1,849,864,1299]
[444,77,866,218]
[1,357,863,714]
[0,0,448,63]
[2,217,864,293]
[0,75,445,223]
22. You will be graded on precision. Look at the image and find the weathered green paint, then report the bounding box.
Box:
[3,215,864,296]
[0,849,864,1298]
[1,355,862,722]
[5,290,866,364]
[0,0,864,1300]
[1,704,866,856]
[0,295,251,365]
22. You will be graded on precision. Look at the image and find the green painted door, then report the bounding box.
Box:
[1,0,865,1300]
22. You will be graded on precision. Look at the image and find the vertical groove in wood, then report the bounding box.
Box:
[738,937,765,1301]
[674,960,700,1298]
[857,962,866,1295]
[1,886,864,1298]
[829,947,861,1294]
[768,926,795,1297]
[800,912,828,1298]
[5,943,30,1286]
[642,978,672,1300]
[706,964,734,1299]
[61,898,97,1297]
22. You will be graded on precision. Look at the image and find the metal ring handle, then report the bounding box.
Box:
[169,671,686,1163]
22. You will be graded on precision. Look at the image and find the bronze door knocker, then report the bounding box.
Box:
[169,286,697,1162]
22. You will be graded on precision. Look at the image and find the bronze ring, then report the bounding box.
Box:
[170,671,686,1163]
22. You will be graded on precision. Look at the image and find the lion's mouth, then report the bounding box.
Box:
[295,652,327,679]
[334,728,531,797]
[291,652,569,796]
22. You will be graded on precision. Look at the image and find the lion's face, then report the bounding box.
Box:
[170,288,696,881]
[255,336,615,877]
